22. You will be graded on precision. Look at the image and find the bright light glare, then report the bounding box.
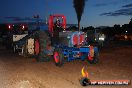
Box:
[99,37,104,41]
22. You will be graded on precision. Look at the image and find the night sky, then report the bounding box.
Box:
[0,0,132,27]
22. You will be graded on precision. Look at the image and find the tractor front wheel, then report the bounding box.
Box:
[87,51,99,64]
[53,48,64,67]
[87,46,99,64]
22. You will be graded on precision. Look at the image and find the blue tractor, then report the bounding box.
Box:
[14,14,99,66]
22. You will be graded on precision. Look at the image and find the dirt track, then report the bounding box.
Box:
[0,41,132,88]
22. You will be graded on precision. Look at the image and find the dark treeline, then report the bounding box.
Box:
[0,24,8,36]
[0,19,132,37]
[82,19,132,36]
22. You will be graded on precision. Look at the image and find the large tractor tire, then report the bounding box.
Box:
[53,48,64,67]
[36,30,51,62]
[87,46,99,64]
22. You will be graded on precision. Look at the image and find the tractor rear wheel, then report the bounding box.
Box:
[36,30,51,62]
[53,48,64,67]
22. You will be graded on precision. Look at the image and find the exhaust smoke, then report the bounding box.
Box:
[73,0,87,31]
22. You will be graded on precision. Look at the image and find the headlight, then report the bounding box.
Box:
[99,37,104,41]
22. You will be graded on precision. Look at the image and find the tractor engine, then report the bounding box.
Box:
[59,31,87,47]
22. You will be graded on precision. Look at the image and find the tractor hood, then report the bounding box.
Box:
[59,31,87,47]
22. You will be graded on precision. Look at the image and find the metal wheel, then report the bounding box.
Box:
[53,48,64,67]
[87,46,99,64]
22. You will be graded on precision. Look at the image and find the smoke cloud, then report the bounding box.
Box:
[73,0,87,29]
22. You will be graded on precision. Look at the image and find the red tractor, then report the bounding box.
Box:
[35,14,99,66]
[35,14,67,61]
[13,14,99,66]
